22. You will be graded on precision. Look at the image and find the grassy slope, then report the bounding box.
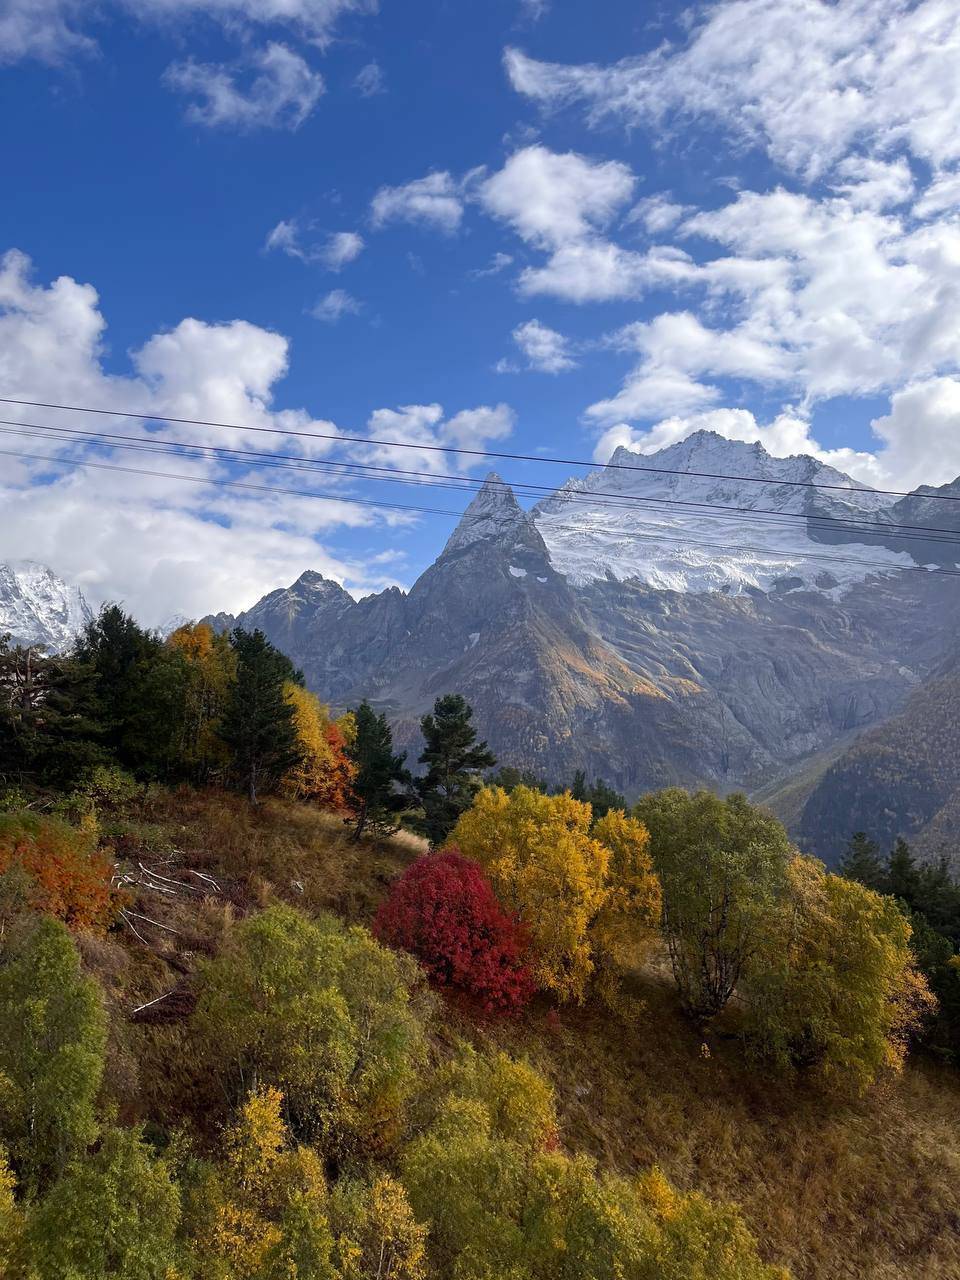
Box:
[104,789,960,1280]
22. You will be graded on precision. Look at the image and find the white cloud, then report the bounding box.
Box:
[354,59,384,96]
[310,288,362,321]
[869,377,960,489]
[519,0,549,22]
[321,230,364,269]
[360,402,515,475]
[265,222,364,269]
[479,145,635,249]
[0,0,93,64]
[509,319,576,373]
[370,171,465,234]
[0,0,377,64]
[914,169,960,219]
[627,194,691,236]
[831,156,915,211]
[164,42,324,131]
[470,252,514,279]
[505,0,960,180]
[0,248,419,625]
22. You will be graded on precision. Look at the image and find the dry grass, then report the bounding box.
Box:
[106,788,960,1280]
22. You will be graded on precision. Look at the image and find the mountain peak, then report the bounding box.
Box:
[0,561,93,652]
[441,473,531,556]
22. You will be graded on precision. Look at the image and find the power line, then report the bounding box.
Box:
[3,415,960,550]
[4,444,959,579]
[2,394,957,504]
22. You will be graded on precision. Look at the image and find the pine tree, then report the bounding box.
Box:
[347,701,409,841]
[415,694,495,847]
[884,837,921,906]
[839,832,885,891]
[0,638,104,787]
[219,629,302,805]
[73,606,181,779]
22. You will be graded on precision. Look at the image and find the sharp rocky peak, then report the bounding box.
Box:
[441,472,536,557]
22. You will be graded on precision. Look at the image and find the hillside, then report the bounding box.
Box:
[72,789,960,1280]
[797,654,960,861]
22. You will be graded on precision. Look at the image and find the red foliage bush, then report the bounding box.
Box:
[0,813,118,932]
[374,847,535,1014]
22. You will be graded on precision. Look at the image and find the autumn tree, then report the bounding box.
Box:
[219,628,302,804]
[14,1126,182,1280]
[329,1176,427,1280]
[346,701,409,841]
[745,855,935,1090]
[0,813,117,932]
[634,789,792,1022]
[414,694,495,847]
[0,918,107,1190]
[589,809,662,1003]
[189,1085,336,1280]
[453,785,609,1002]
[282,683,356,814]
[374,848,534,1013]
[166,622,236,781]
[190,905,428,1155]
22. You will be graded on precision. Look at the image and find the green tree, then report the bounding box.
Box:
[0,918,107,1190]
[415,694,495,847]
[838,831,885,891]
[570,771,626,821]
[745,855,935,1091]
[219,628,302,804]
[0,639,105,788]
[189,905,428,1154]
[346,701,409,841]
[15,1126,182,1279]
[884,837,921,904]
[634,789,792,1022]
[74,605,183,779]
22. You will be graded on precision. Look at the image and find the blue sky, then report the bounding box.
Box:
[3,0,960,623]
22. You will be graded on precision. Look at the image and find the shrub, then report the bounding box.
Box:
[745,855,936,1091]
[401,1047,787,1280]
[189,905,429,1155]
[453,786,609,1002]
[0,813,117,933]
[374,848,535,1013]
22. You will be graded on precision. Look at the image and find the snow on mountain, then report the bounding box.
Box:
[533,431,914,594]
[0,561,93,652]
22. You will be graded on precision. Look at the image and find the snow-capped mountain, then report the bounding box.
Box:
[0,562,93,652]
[533,432,913,594]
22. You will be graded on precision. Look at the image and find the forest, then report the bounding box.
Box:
[0,610,959,1279]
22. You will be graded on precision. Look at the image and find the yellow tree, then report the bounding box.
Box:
[453,786,609,1002]
[590,809,662,1002]
[282,684,356,813]
[167,623,236,779]
[745,855,936,1091]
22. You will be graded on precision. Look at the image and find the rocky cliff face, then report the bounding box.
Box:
[207,438,960,800]
[0,561,93,652]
